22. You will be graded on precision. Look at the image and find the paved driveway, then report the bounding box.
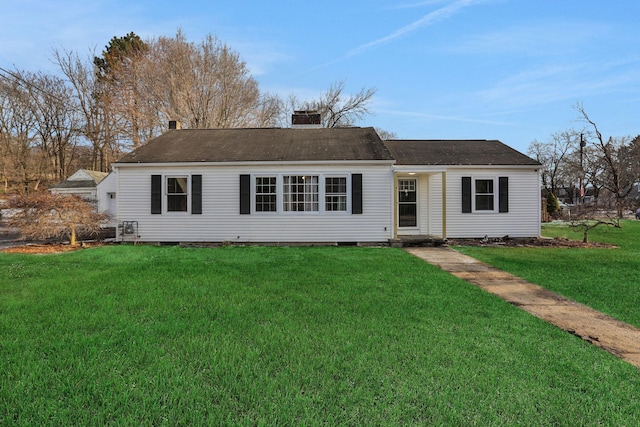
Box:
[0,227,22,250]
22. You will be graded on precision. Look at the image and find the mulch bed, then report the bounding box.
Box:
[1,237,617,254]
[448,237,617,249]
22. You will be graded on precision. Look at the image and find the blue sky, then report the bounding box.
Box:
[1,0,639,153]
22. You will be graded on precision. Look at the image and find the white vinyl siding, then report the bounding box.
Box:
[446,168,540,238]
[115,163,393,243]
[395,169,539,239]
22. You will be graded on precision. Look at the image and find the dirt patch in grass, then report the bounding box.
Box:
[2,242,107,254]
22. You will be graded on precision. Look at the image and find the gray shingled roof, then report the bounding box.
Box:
[50,180,97,189]
[116,127,394,163]
[383,140,540,166]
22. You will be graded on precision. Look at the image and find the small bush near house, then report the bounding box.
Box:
[4,192,106,246]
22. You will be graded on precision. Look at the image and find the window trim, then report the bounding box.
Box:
[473,177,496,212]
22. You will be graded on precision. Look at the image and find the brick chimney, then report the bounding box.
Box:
[168,120,182,130]
[291,110,322,128]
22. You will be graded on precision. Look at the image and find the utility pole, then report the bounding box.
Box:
[580,133,586,206]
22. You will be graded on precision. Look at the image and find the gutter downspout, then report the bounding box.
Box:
[442,171,447,239]
[393,176,398,240]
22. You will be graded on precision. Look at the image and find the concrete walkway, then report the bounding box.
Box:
[405,247,640,369]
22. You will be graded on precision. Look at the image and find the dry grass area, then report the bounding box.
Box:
[1,242,106,254]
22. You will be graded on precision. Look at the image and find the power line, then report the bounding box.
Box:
[0,66,66,103]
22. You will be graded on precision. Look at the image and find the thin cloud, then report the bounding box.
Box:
[352,0,486,56]
[314,0,489,69]
[475,57,640,108]
[448,21,608,56]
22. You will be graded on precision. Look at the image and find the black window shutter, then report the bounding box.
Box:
[240,174,250,214]
[499,176,509,213]
[151,174,162,214]
[462,177,472,213]
[352,173,363,214]
[192,175,202,214]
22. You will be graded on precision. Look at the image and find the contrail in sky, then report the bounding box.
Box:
[314,0,488,69]
[348,0,487,56]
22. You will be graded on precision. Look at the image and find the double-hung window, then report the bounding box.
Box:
[151,174,201,215]
[283,175,319,212]
[474,179,495,211]
[255,176,277,212]
[325,177,347,211]
[462,176,508,213]
[167,176,188,212]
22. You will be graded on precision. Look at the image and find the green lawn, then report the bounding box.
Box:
[1,244,639,425]
[457,220,640,329]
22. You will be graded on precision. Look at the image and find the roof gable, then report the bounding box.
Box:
[50,169,109,190]
[65,169,109,183]
[383,139,540,166]
[116,127,394,164]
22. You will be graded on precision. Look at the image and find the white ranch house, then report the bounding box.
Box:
[100,121,541,244]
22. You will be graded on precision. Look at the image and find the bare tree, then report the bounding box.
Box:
[569,206,620,243]
[575,103,640,217]
[375,128,398,140]
[54,49,121,172]
[142,30,280,130]
[251,92,285,128]
[28,71,82,181]
[291,80,377,128]
[527,130,577,197]
[5,192,106,246]
[0,74,38,193]
[579,143,606,202]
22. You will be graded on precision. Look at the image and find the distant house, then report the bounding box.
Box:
[104,118,541,244]
[49,169,109,204]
